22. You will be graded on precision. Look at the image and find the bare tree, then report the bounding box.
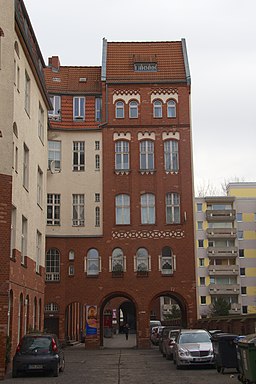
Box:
[220,176,245,195]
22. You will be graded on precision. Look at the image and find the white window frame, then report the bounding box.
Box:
[164,140,179,172]
[115,101,124,118]
[21,215,27,265]
[95,154,100,170]
[129,100,138,118]
[167,100,177,118]
[73,141,85,171]
[166,193,180,224]
[95,206,100,227]
[73,96,85,120]
[37,166,43,207]
[38,103,44,143]
[11,206,17,258]
[115,194,130,225]
[140,140,154,171]
[110,248,126,272]
[48,140,61,171]
[85,249,101,276]
[46,248,60,281]
[115,140,129,170]
[23,143,29,190]
[49,95,61,120]
[135,248,151,272]
[36,230,42,273]
[47,194,60,225]
[95,97,102,121]
[141,193,155,224]
[153,100,162,118]
[159,247,174,275]
[72,194,85,226]
[25,70,30,114]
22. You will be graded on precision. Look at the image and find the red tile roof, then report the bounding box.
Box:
[44,65,102,94]
[105,41,187,83]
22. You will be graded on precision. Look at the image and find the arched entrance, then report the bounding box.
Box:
[99,292,137,348]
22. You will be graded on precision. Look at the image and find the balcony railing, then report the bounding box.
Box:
[206,209,236,222]
[206,228,237,239]
[209,284,240,295]
[45,272,60,282]
[208,265,239,275]
[207,247,238,258]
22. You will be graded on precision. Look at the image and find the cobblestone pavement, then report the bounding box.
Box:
[5,335,240,384]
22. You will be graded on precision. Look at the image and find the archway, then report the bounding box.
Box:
[99,292,137,348]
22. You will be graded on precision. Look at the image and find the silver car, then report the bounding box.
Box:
[173,329,214,369]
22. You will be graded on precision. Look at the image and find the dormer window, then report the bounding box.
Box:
[49,95,61,120]
[73,96,85,121]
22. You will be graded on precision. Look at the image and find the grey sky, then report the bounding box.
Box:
[24,0,256,194]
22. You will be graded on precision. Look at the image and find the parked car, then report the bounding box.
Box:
[12,333,65,378]
[173,329,214,369]
[150,320,161,331]
[150,326,164,346]
[162,329,180,360]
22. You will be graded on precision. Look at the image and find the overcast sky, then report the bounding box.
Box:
[24,0,256,195]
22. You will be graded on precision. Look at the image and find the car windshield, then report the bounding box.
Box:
[20,336,52,354]
[179,332,210,344]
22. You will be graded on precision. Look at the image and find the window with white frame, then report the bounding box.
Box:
[200,277,206,286]
[159,247,173,275]
[166,193,180,224]
[10,206,16,258]
[141,193,155,224]
[21,215,27,264]
[38,103,44,143]
[111,248,125,272]
[73,141,85,171]
[37,166,43,207]
[95,206,100,227]
[95,97,102,121]
[115,101,124,118]
[237,213,242,222]
[36,230,42,273]
[68,250,75,261]
[135,248,150,272]
[153,100,162,118]
[95,154,100,170]
[115,140,129,170]
[115,194,130,225]
[47,194,60,225]
[25,70,30,114]
[44,303,59,312]
[95,193,100,202]
[140,140,154,171]
[129,100,138,118]
[238,230,244,240]
[68,265,75,276]
[95,140,100,150]
[46,248,60,281]
[49,95,61,120]
[48,140,61,171]
[72,194,84,226]
[73,96,85,120]
[164,140,179,172]
[167,100,177,118]
[86,248,100,275]
[23,144,29,190]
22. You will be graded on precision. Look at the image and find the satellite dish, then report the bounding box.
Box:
[50,160,58,174]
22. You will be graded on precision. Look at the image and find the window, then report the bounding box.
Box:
[240,267,245,276]
[159,247,173,275]
[23,144,29,190]
[237,213,242,222]
[95,97,102,121]
[198,240,204,248]
[153,100,162,118]
[141,193,155,224]
[200,277,205,286]
[238,230,244,240]
[95,193,100,202]
[46,248,60,281]
[197,203,202,212]
[95,140,100,150]
[166,193,180,224]
[38,103,44,143]
[95,207,100,227]
[73,141,85,171]
[140,140,154,171]
[242,306,248,314]
[11,206,16,258]
[95,154,100,170]
[48,140,61,170]
[47,194,60,225]
[200,296,206,305]
[45,303,59,312]
[36,230,42,273]
[115,141,129,170]
[49,95,61,120]
[73,96,85,120]
[136,248,150,272]
[72,194,85,226]
[111,248,125,272]
[25,71,30,114]
[129,100,138,118]
[199,258,205,267]
[115,194,130,225]
[239,249,244,257]
[241,286,247,295]
[164,140,179,172]
[115,101,124,118]
[86,249,100,276]
[21,216,27,265]
[167,100,176,118]
[68,265,75,276]
[37,167,43,207]
[68,250,75,261]
[198,221,203,230]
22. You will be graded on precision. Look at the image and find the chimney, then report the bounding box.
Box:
[48,56,60,72]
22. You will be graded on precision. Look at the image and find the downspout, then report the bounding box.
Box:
[101,37,108,123]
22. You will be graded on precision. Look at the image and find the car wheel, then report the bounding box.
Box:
[60,357,65,372]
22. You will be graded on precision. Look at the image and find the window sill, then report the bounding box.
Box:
[136,271,149,277]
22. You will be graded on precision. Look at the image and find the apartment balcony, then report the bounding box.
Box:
[208,265,239,276]
[207,247,238,258]
[206,209,236,222]
[209,284,240,295]
[229,303,241,315]
[206,228,237,239]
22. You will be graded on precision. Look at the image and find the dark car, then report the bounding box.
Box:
[12,333,65,378]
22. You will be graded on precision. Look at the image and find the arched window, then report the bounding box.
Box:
[140,140,154,171]
[166,193,180,224]
[115,194,130,224]
[46,248,60,281]
[160,247,173,275]
[24,295,29,335]
[129,100,138,118]
[136,248,150,272]
[115,101,124,118]
[164,140,179,172]
[141,193,155,224]
[111,248,125,272]
[115,140,129,170]
[167,100,176,118]
[153,100,162,118]
[86,249,100,275]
